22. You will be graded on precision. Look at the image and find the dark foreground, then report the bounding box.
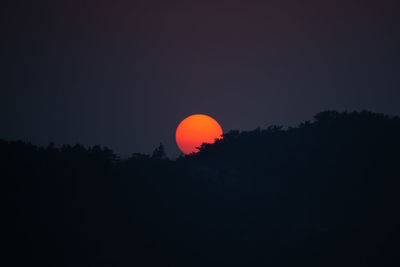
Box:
[2,111,400,266]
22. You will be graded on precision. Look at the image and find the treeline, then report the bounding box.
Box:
[2,111,400,267]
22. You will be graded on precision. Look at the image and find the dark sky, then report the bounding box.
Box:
[1,0,400,157]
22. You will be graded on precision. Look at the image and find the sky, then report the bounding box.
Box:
[1,0,400,157]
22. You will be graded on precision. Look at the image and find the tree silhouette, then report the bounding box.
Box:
[151,143,167,160]
[2,110,400,267]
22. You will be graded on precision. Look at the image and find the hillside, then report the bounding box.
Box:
[2,111,400,267]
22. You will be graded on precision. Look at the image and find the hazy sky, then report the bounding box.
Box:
[1,0,400,157]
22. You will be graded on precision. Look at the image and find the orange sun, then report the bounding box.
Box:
[175,114,223,155]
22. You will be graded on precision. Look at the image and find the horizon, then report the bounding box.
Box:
[2,109,398,159]
[2,0,400,158]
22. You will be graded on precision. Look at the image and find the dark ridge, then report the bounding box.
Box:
[2,110,400,267]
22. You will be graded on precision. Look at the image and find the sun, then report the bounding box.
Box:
[175,114,223,155]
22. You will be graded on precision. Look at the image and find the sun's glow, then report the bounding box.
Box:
[175,114,223,154]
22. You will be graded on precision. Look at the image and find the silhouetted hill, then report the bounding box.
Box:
[2,111,400,267]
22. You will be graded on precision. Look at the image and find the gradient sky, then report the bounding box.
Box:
[1,0,400,157]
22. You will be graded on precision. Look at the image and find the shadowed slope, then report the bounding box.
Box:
[2,111,400,266]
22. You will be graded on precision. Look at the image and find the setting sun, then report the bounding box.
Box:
[175,114,223,154]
